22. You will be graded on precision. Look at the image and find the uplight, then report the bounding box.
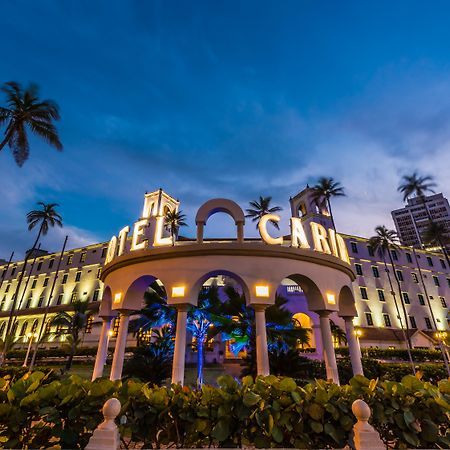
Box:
[172,286,185,298]
[326,292,336,305]
[255,285,269,298]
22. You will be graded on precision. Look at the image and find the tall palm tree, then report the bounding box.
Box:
[369,226,415,373]
[0,81,62,166]
[311,177,345,230]
[2,203,63,360]
[423,221,450,268]
[46,300,91,371]
[246,196,283,229]
[164,209,187,246]
[330,320,347,347]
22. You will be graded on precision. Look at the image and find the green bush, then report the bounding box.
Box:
[0,372,449,449]
[335,347,445,362]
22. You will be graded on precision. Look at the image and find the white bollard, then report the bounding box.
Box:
[351,399,385,450]
[85,398,121,450]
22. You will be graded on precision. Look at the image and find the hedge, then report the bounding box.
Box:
[335,347,445,362]
[0,371,449,449]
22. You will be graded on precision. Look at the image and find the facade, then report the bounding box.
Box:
[391,193,450,251]
[0,188,449,376]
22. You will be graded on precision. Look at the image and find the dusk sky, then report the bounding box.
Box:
[1,1,450,258]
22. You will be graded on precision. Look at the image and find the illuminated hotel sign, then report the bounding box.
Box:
[105,192,350,265]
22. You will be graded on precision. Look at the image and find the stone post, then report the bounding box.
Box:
[352,399,385,450]
[343,316,364,376]
[172,304,189,384]
[318,311,340,384]
[196,222,204,244]
[254,304,270,376]
[92,316,113,381]
[85,398,121,450]
[109,312,130,381]
[236,221,244,243]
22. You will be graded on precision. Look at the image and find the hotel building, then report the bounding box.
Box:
[0,188,448,364]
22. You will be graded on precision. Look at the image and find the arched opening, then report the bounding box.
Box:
[201,212,237,240]
[31,319,38,333]
[20,321,28,338]
[292,312,315,349]
[11,321,18,338]
[0,322,5,340]
[282,274,326,311]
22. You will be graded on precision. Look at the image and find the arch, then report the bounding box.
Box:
[292,312,316,349]
[20,321,28,337]
[99,286,116,317]
[11,321,19,337]
[31,319,38,332]
[191,269,251,304]
[283,274,325,311]
[122,274,167,311]
[338,285,358,317]
[195,198,245,243]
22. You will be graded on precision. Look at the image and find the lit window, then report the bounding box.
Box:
[67,254,73,265]
[80,252,87,263]
[377,289,385,302]
[365,312,373,326]
[360,287,368,300]
[85,316,94,333]
[355,264,363,276]
[71,292,77,303]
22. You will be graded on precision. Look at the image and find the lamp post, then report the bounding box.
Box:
[23,332,38,367]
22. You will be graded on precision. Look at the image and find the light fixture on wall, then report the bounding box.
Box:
[255,285,269,298]
[114,293,122,304]
[326,292,336,305]
[172,286,185,298]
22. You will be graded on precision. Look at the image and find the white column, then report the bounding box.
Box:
[312,323,323,359]
[92,316,113,381]
[196,222,204,244]
[172,304,189,384]
[343,316,364,376]
[237,222,244,243]
[318,311,340,384]
[109,312,130,381]
[254,305,270,376]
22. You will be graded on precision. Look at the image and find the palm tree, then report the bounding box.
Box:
[369,226,415,374]
[330,320,347,347]
[46,300,91,371]
[164,209,187,246]
[245,196,283,229]
[0,81,62,166]
[423,221,450,268]
[398,172,437,246]
[311,177,345,230]
[2,203,63,360]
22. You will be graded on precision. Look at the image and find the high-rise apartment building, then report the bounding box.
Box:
[391,193,450,251]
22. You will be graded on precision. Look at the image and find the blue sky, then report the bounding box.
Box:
[1,1,450,257]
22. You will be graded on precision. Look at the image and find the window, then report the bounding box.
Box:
[67,254,73,265]
[440,259,446,269]
[5,284,10,293]
[372,266,380,278]
[418,294,425,305]
[43,277,49,287]
[402,292,410,304]
[96,268,102,279]
[0,297,5,310]
[75,271,81,282]
[93,289,100,302]
[433,276,440,286]
[101,247,107,258]
[25,297,32,308]
[49,258,54,269]
[365,312,373,326]
[427,256,433,267]
[406,253,412,263]
[11,266,16,276]
[80,252,87,263]
[411,273,418,283]
[61,274,68,284]
[383,314,392,327]
[37,295,44,307]
[447,278,450,288]
[440,297,447,308]
[37,261,42,271]
[410,316,417,329]
[112,314,120,337]
[85,316,94,333]
[377,289,385,302]
[31,279,37,289]
[367,245,375,257]
[424,317,432,330]
[360,287,368,300]
[71,292,78,303]
[355,264,363,276]
[396,270,404,282]
[351,242,358,253]
[391,250,398,261]
[56,293,64,305]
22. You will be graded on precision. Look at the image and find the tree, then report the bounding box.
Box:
[0,81,62,166]
[47,300,91,371]
[164,209,187,246]
[245,196,282,229]
[330,320,347,347]
[311,177,345,230]
[2,203,63,360]
[423,219,450,268]
[369,226,415,373]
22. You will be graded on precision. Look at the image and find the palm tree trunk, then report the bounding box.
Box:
[327,198,336,230]
[65,345,75,371]
[197,336,205,387]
